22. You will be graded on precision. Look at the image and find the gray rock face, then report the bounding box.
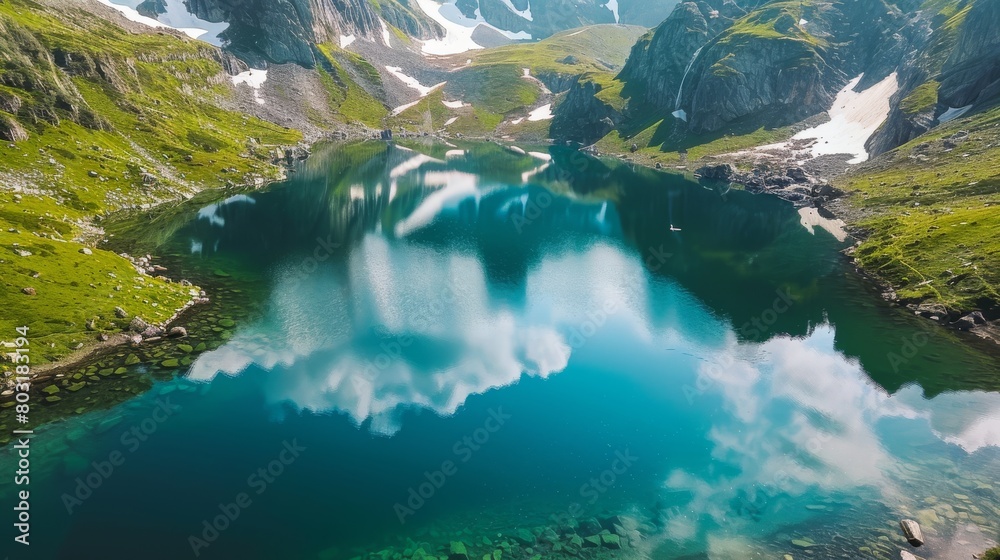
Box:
[618,0,743,117]
[620,0,912,135]
[185,0,442,67]
[551,78,622,145]
[562,0,928,147]
[939,0,1000,108]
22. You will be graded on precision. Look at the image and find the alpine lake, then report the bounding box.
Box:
[2,140,999,560]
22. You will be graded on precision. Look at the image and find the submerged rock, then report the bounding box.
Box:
[448,541,469,560]
[899,519,924,547]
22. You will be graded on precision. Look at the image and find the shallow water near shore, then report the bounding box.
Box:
[2,141,1000,559]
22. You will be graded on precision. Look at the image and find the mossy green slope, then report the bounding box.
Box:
[838,104,1000,314]
[0,0,300,364]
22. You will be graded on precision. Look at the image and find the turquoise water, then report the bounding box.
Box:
[3,142,1000,559]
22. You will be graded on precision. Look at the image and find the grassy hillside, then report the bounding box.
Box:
[389,25,646,138]
[471,25,647,76]
[837,104,1000,314]
[0,0,300,364]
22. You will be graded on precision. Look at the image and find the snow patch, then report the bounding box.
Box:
[939,105,973,123]
[510,118,524,125]
[798,207,848,242]
[391,100,422,116]
[231,70,268,105]
[528,104,553,122]
[97,0,213,40]
[499,0,533,21]
[791,72,899,164]
[799,18,808,26]
[413,0,531,55]
[340,34,356,48]
[385,66,444,96]
[442,99,467,109]
[445,117,459,126]
[604,0,620,23]
[380,19,394,47]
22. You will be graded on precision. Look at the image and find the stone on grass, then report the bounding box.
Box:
[79,247,93,255]
[21,287,35,295]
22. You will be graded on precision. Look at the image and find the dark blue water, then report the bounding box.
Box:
[3,142,1000,560]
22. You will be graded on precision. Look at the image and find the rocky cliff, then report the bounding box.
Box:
[615,0,914,135]
[867,0,1000,156]
[185,0,441,67]
[555,0,999,155]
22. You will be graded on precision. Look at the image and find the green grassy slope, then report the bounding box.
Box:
[471,25,647,76]
[389,25,646,137]
[0,0,300,364]
[838,104,1000,314]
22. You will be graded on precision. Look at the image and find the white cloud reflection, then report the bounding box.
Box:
[188,236,658,435]
[651,325,1000,556]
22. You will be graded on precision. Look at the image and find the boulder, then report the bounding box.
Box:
[168,326,188,338]
[21,287,36,296]
[448,541,469,560]
[786,167,810,182]
[915,302,950,321]
[0,114,28,143]
[129,316,149,332]
[696,163,737,181]
[79,247,93,255]
[953,315,977,331]
[899,519,924,546]
[512,528,535,545]
[114,306,128,318]
[582,535,601,548]
[577,518,602,536]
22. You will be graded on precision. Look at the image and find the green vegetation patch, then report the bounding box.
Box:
[0,0,300,364]
[315,44,388,128]
[838,104,1000,312]
[900,80,940,115]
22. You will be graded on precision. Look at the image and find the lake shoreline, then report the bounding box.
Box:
[575,138,1000,350]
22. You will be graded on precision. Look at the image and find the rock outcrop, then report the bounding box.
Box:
[185,0,442,67]
[938,0,1000,109]
[551,76,623,145]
